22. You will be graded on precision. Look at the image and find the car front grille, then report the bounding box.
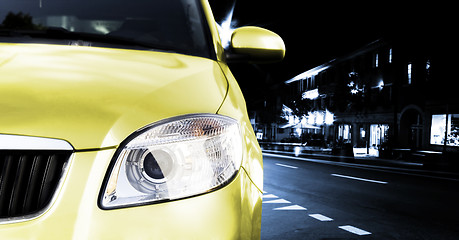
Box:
[0,150,72,219]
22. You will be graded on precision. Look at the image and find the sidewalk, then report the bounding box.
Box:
[260,142,459,179]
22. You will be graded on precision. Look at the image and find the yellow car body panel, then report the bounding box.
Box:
[0,43,263,239]
[217,63,264,191]
[0,43,227,150]
[200,0,226,62]
[0,149,262,239]
[0,0,267,238]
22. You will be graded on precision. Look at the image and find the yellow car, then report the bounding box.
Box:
[0,0,284,239]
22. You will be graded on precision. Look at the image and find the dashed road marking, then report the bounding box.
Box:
[339,225,372,236]
[262,194,278,199]
[264,191,372,237]
[331,173,388,184]
[263,199,291,204]
[275,163,298,169]
[274,205,307,211]
[309,214,333,221]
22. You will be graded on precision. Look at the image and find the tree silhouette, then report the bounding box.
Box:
[1,12,42,30]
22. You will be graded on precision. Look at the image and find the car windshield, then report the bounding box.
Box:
[0,0,211,58]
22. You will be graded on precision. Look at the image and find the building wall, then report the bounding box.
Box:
[284,37,457,158]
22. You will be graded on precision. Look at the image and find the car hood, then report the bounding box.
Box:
[0,43,227,150]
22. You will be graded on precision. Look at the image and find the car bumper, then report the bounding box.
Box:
[0,149,263,239]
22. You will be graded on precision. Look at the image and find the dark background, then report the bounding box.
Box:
[207,0,450,110]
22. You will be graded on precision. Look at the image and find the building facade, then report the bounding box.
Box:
[284,36,458,164]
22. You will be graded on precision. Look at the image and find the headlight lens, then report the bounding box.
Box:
[100,114,242,209]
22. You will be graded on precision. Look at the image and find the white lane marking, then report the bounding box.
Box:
[309,214,333,221]
[275,163,298,169]
[331,173,388,184]
[338,225,372,236]
[263,199,291,204]
[262,194,278,199]
[264,152,459,182]
[273,205,307,211]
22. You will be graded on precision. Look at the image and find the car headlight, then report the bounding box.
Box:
[99,114,242,209]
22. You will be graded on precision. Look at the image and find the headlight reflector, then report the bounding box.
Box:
[100,114,242,209]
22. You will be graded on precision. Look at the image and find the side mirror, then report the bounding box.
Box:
[227,26,285,64]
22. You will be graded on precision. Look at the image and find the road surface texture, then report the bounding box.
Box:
[261,153,459,239]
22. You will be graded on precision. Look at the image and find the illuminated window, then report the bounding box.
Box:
[374,53,379,68]
[449,114,459,146]
[431,114,446,145]
[302,89,319,100]
[426,59,431,81]
[389,48,392,63]
[430,114,459,147]
[338,124,352,141]
[370,124,389,148]
[407,63,412,84]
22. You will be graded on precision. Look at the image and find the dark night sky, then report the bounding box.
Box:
[207,1,451,109]
[208,0,446,81]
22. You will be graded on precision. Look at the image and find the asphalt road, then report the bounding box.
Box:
[261,153,459,239]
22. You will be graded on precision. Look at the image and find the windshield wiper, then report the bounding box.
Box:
[0,27,175,52]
